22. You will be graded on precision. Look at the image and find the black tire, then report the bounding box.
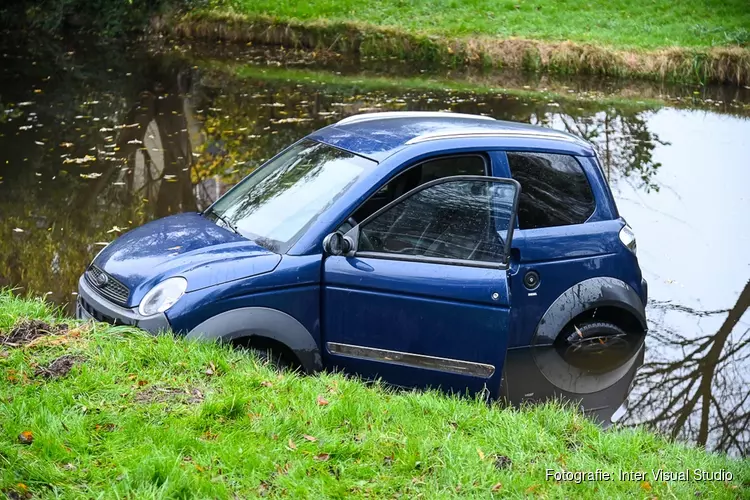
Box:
[561,320,627,345]
[557,320,636,372]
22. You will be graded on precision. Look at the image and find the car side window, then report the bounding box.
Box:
[358,178,517,264]
[347,155,486,226]
[507,152,595,229]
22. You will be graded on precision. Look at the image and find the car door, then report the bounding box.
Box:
[322,175,521,399]
[502,151,616,348]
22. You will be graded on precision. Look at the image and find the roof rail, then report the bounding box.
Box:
[405,128,587,145]
[336,111,495,126]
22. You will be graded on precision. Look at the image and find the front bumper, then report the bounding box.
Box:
[76,275,170,333]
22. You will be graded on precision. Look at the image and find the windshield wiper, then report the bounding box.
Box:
[207,211,242,236]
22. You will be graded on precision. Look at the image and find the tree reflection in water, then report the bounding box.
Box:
[625,281,750,456]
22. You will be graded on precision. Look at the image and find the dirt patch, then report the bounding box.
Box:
[494,454,512,470]
[35,355,86,379]
[1,320,68,347]
[134,386,205,405]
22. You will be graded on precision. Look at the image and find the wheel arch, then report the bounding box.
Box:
[185,307,323,373]
[533,277,647,347]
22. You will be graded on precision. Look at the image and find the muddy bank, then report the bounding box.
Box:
[153,12,750,86]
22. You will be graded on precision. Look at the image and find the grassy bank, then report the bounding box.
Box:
[213,0,750,50]
[156,4,750,86]
[1,291,748,498]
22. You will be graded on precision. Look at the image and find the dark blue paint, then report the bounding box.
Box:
[323,256,510,398]
[78,113,645,400]
[507,220,641,348]
[93,212,281,306]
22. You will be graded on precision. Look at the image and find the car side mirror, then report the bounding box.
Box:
[322,232,353,256]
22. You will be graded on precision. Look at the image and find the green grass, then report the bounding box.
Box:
[214,0,750,50]
[1,290,748,498]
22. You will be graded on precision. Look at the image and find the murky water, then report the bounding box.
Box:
[1,35,748,456]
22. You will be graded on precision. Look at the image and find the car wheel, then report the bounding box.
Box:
[558,321,636,371]
[561,320,627,346]
[251,347,296,372]
[529,319,644,394]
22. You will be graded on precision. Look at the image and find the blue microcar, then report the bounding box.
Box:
[77,112,647,403]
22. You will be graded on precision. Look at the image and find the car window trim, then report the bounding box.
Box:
[355,251,510,270]
[345,174,521,269]
[336,153,489,229]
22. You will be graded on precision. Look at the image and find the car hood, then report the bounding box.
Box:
[93,212,282,307]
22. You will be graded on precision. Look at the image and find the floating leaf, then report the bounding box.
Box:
[64,155,96,164]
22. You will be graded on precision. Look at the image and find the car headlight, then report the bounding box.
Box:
[138,277,188,316]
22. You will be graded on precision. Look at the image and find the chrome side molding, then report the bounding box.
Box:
[327,342,495,378]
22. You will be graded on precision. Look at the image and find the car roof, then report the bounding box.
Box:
[307,112,595,161]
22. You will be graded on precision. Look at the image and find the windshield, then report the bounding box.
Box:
[205,140,375,253]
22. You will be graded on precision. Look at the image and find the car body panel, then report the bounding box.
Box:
[323,255,511,399]
[186,306,322,373]
[166,254,322,344]
[93,212,281,306]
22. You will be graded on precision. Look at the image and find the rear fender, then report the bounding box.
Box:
[533,277,647,346]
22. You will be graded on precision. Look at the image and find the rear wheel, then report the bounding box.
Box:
[557,321,635,372]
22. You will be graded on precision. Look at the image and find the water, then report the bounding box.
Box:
[1,35,748,456]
